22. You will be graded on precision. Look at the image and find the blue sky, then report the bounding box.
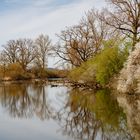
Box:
[0,0,106,67]
[0,0,77,11]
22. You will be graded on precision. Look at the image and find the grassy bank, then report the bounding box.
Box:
[0,63,68,81]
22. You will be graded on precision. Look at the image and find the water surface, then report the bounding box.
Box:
[0,82,137,140]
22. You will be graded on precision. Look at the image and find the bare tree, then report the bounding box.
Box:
[1,39,36,71]
[34,34,52,70]
[56,9,113,67]
[16,39,36,70]
[103,0,140,49]
[2,40,18,64]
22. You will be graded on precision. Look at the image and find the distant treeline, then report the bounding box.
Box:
[0,34,68,80]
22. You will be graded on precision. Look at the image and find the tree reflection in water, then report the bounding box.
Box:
[0,82,52,120]
[0,83,135,140]
[55,88,133,140]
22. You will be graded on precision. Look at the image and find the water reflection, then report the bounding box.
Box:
[0,82,52,120]
[0,83,135,140]
[117,93,140,140]
[56,89,133,140]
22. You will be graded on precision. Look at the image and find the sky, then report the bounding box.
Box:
[0,0,106,67]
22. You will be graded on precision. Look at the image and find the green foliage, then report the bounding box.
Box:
[68,88,126,129]
[69,39,129,86]
[68,62,93,82]
[94,46,127,85]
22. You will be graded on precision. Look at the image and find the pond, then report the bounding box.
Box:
[0,82,139,140]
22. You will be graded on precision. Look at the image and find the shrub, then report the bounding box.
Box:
[94,46,127,85]
[1,63,32,80]
[69,39,129,86]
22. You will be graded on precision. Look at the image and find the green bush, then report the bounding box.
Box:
[69,61,96,83]
[94,46,127,85]
[69,39,129,86]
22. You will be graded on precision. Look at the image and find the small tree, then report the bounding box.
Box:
[16,39,36,71]
[34,34,52,70]
[2,40,18,64]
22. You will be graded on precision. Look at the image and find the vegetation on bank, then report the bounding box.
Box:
[69,39,129,87]
[0,63,68,81]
